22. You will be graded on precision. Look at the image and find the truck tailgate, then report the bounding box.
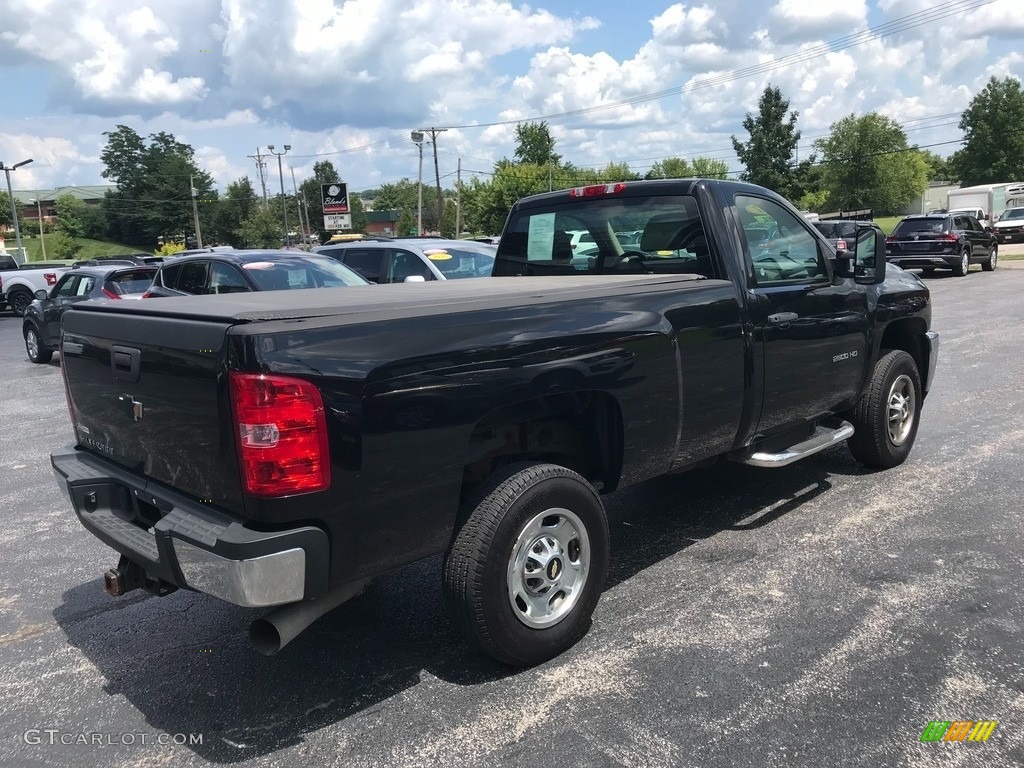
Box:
[60,306,245,513]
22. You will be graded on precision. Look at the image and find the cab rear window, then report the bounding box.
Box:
[494,194,716,278]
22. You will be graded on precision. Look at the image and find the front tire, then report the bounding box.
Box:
[24,325,53,364]
[847,350,922,469]
[443,462,610,666]
[8,288,33,317]
[982,245,997,272]
[952,248,970,277]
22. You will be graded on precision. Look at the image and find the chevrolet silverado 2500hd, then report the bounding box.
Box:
[51,179,938,666]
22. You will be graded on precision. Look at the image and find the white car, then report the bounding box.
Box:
[992,206,1024,244]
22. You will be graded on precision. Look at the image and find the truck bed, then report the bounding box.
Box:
[68,274,710,325]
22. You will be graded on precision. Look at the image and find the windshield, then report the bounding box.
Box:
[422,246,496,278]
[1000,208,1024,221]
[242,256,370,290]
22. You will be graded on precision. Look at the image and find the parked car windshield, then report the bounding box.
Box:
[893,218,946,235]
[241,256,369,290]
[1000,207,1024,221]
[421,246,496,278]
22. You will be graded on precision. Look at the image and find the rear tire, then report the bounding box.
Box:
[982,245,997,272]
[24,325,52,364]
[443,461,609,666]
[847,350,922,469]
[952,248,970,277]
[8,288,33,317]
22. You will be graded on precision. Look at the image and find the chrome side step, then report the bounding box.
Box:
[732,421,855,468]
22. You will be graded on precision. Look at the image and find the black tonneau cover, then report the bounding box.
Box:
[68,274,710,325]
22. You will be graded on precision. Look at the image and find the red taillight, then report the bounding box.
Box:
[45,272,57,286]
[939,233,958,242]
[884,236,897,243]
[569,183,627,198]
[101,287,121,299]
[228,372,330,497]
[836,239,848,251]
[141,290,155,298]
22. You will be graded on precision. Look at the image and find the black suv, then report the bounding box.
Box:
[885,213,997,276]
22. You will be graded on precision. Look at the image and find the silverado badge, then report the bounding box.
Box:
[118,394,144,421]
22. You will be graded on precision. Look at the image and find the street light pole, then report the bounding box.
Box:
[268,144,291,246]
[1,158,33,262]
[411,132,424,236]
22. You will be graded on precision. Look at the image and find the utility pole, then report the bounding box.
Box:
[455,158,462,239]
[1,158,32,262]
[268,145,291,246]
[33,198,46,258]
[411,132,425,236]
[302,190,314,243]
[247,148,269,209]
[422,127,448,236]
[289,166,306,245]
[190,175,203,249]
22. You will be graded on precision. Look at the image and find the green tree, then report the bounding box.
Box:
[815,112,929,213]
[0,191,13,228]
[78,205,106,239]
[55,194,86,237]
[212,177,258,246]
[690,156,730,179]
[949,76,1024,185]
[731,84,803,198]
[99,125,216,246]
[514,121,561,167]
[49,231,81,258]
[238,207,283,248]
[916,149,953,182]
[645,157,692,179]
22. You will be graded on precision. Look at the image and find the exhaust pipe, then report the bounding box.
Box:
[249,579,369,656]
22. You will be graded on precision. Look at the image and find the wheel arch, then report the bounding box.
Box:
[460,391,624,507]
[875,318,929,396]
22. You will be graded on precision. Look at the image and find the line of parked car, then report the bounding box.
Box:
[17,238,499,363]
[812,209,1002,277]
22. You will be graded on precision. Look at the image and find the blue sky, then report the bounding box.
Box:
[1,0,1022,195]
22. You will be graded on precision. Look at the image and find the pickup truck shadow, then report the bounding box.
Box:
[52,446,860,763]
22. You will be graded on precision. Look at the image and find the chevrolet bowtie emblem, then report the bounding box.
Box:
[118,394,144,421]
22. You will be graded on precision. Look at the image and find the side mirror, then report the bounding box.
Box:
[831,227,885,285]
[34,289,49,300]
[403,275,426,283]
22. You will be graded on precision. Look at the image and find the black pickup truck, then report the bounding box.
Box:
[51,179,938,666]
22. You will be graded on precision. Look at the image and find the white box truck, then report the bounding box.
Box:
[947,183,1024,224]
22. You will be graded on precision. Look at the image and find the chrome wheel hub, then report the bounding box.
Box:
[887,374,915,446]
[26,330,39,358]
[507,507,590,628]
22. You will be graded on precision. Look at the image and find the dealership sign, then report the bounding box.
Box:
[324,214,352,230]
[321,183,349,214]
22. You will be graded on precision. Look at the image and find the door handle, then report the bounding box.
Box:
[768,312,799,325]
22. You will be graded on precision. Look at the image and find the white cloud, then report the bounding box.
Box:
[769,0,868,42]
[1,0,1022,197]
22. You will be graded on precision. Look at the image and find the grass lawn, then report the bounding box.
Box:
[20,236,143,263]
[873,216,901,234]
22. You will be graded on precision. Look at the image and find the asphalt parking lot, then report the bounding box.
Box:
[1,266,1023,768]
